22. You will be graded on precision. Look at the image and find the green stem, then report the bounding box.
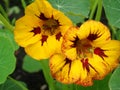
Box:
[4,0,9,13]
[0,13,14,32]
[89,0,99,20]
[8,76,28,90]
[110,25,117,39]
[21,0,26,9]
[40,60,56,90]
[0,5,10,22]
[95,0,103,21]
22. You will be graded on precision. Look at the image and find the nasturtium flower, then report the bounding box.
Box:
[14,0,73,60]
[49,20,120,86]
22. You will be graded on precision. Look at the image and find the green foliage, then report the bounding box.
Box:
[0,0,120,90]
[0,30,18,84]
[0,77,28,90]
[22,55,42,73]
[103,0,120,28]
[48,0,90,24]
[109,66,120,90]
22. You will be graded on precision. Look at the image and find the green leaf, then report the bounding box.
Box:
[0,77,28,90]
[22,55,42,73]
[103,0,120,28]
[76,74,111,90]
[0,29,18,84]
[109,66,120,90]
[48,0,90,24]
[116,29,120,40]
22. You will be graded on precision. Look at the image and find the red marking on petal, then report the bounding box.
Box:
[31,27,41,35]
[94,47,108,60]
[56,32,62,40]
[81,59,90,72]
[39,13,48,20]
[41,35,48,45]
[87,34,99,41]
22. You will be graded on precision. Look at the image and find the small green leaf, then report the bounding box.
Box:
[0,29,18,84]
[48,0,90,24]
[109,66,120,90]
[103,0,120,28]
[0,77,28,90]
[22,55,42,73]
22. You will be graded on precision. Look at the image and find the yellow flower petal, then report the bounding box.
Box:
[62,27,79,60]
[50,54,84,84]
[89,54,110,79]
[25,1,40,16]
[36,0,53,18]
[25,41,49,60]
[78,20,111,46]
[25,36,62,60]
[64,48,77,60]
[14,15,41,47]
[50,54,66,74]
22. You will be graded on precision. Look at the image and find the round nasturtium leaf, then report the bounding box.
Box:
[0,30,18,84]
[103,0,120,28]
[109,66,120,90]
[22,55,42,73]
[48,0,90,24]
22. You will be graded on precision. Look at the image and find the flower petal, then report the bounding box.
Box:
[78,20,111,46]
[25,36,62,60]
[50,54,84,84]
[14,15,42,47]
[25,1,40,16]
[89,54,110,80]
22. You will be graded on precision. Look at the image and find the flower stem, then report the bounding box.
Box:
[109,25,117,39]
[89,0,98,20]
[40,60,56,90]
[0,13,14,32]
[95,0,103,21]
[21,0,26,9]
[8,76,28,90]
[0,5,10,22]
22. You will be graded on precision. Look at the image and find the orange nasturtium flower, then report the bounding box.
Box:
[50,20,120,86]
[14,0,73,60]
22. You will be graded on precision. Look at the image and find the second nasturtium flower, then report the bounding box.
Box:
[49,20,120,86]
[14,0,73,60]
